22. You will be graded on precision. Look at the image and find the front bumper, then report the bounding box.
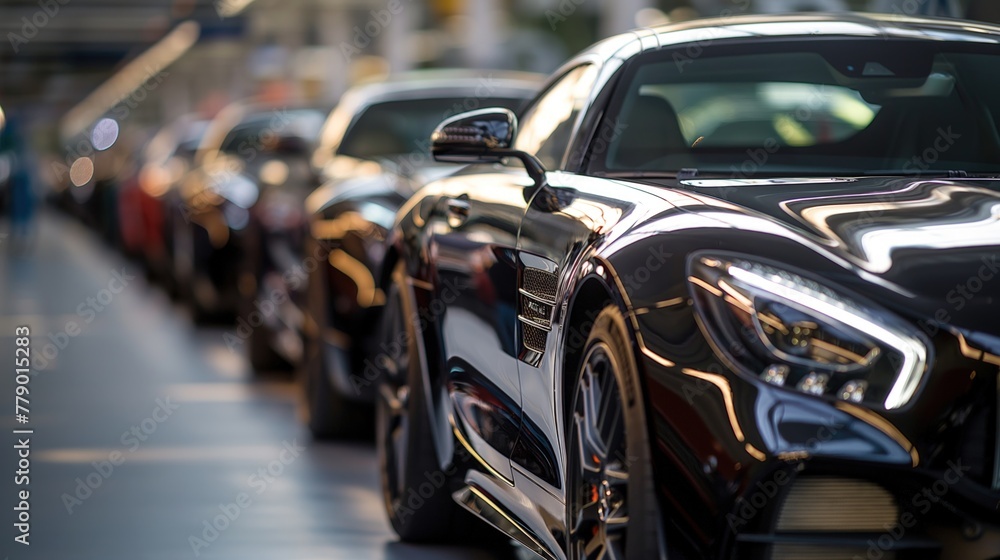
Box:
[635,307,1000,560]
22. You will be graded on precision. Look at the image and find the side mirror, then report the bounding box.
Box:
[431,108,546,186]
[431,108,515,162]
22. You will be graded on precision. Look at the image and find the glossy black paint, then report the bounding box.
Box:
[385,13,1000,560]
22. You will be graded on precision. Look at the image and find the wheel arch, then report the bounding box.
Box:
[561,256,693,551]
[561,273,616,418]
[561,257,651,420]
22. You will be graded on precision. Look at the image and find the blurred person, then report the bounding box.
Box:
[0,111,9,218]
[1,113,38,248]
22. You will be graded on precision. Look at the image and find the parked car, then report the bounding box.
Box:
[289,71,541,437]
[375,14,1000,560]
[117,116,208,290]
[173,103,327,321]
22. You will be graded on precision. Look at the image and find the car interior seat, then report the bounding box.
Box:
[611,94,690,169]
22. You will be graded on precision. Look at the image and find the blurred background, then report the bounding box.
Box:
[1,0,997,178]
[0,0,996,206]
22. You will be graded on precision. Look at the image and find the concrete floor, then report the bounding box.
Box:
[0,213,526,560]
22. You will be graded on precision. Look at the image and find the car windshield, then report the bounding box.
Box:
[338,97,526,160]
[596,40,1000,177]
[219,109,326,157]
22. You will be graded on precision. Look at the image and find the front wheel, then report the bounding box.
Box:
[298,234,369,439]
[241,222,291,374]
[567,305,668,560]
[300,335,368,439]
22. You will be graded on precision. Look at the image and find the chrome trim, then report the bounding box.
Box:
[453,485,556,560]
[519,252,559,273]
[519,287,557,306]
[451,424,513,486]
[518,315,552,332]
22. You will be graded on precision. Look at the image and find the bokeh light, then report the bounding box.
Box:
[69,157,95,187]
[259,159,289,186]
[91,118,120,151]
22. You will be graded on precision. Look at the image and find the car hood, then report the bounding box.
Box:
[306,163,460,217]
[666,176,1000,345]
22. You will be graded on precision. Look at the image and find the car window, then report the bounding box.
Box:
[596,43,1000,176]
[338,96,528,161]
[514,64,599,170]
[219,110,325,158]
[219,124,264,155]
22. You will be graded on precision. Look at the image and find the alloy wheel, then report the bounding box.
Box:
[569,342,631,560]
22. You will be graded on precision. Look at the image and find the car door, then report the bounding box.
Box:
[427,65,601,482]
[424,168,533,482]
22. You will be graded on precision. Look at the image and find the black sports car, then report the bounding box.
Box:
[375,14,1000,560]
[292,72,542,436]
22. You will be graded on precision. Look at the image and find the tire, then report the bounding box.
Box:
[241,224,291,374]
[172,211,194,301]
[172,216,212,322]
[376,262,465,542]
[179,220,222,324]
[245,299,291,373]
[298,234,368,439]
[159,205,180,299]
[300,333,368,439]
[566,305,668,560]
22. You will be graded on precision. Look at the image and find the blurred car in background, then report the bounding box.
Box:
[117,116,208,290]
[278,71,542,438]
[52,118,139,246]
[172,103,327,321]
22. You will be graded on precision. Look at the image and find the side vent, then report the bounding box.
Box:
[519,267,557,358]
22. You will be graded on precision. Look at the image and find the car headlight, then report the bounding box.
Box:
[688,255,929,410]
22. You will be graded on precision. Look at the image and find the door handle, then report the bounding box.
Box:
[446,197,470,227]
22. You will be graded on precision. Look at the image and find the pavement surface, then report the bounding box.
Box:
[0,213,527,560]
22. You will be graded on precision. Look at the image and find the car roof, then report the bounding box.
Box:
[582,13,1000,62]
[346,70,544,104]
